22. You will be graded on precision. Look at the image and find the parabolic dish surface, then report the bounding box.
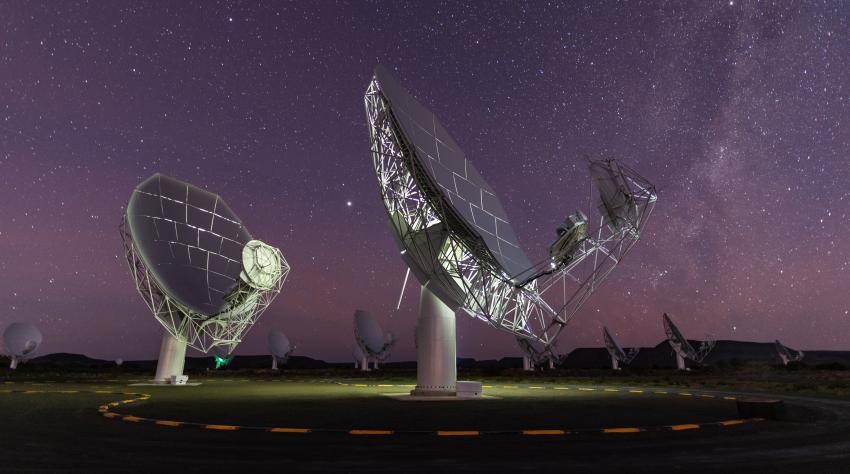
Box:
[373,66,532,277]
[125,173,253,317]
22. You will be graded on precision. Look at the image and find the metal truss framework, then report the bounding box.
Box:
[366,78,657,346]
[120,219,289,354]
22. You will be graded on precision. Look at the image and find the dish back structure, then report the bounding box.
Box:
[365,66,657,347]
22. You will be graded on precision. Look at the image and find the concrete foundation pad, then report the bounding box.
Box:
[383,393,500,401]
[128,382,203,387]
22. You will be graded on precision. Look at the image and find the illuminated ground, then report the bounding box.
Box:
[2,372,850,472]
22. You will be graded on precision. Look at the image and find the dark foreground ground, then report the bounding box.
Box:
[2,368,850,472]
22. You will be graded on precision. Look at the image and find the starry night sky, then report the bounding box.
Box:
[1,1,848,362]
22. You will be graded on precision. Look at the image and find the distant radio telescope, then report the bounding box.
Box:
[353,310,395,371]
[3,322,42,369]
[602,326,639,370]
[516,337,560,371]
[662,313,715,370]
[268,329,294,369]
[120,173,290,383]
[365,66,657,395]
[775,340,804,366]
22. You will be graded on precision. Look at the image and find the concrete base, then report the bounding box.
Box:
[129,382,202,387]
[386,392,498,401]
[410,388,457,397]
[411,285,456,396]
[456,380,483,398]
[170,375,189,385]
[153,331,187,383]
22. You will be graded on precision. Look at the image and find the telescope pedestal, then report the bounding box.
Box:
[411,285,457,396]
[675,353,687,371]
[154,331,187,383]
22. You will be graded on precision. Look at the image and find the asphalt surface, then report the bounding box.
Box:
[2,377,849,472]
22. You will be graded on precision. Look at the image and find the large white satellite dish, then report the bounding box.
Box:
[602,326,639,370]
[662,313,715,370]
[121,173,290,383]
[268,329,294,370]
[3,322,42,369]
[365,66,657,395]
[353,310,395,371]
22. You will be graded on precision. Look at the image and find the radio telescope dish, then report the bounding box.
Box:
[516,337,560,370]
[602,326,639,370]
[365,66,657,395]
[120,173,290,383]
[353,310,395,371]
[662,313,715,370]
[268,329,294,370]
[3,322,42,370]
[775,340,804,366]
[115,358,123,367]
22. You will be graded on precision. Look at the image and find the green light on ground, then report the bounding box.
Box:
[214,355,230,369]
